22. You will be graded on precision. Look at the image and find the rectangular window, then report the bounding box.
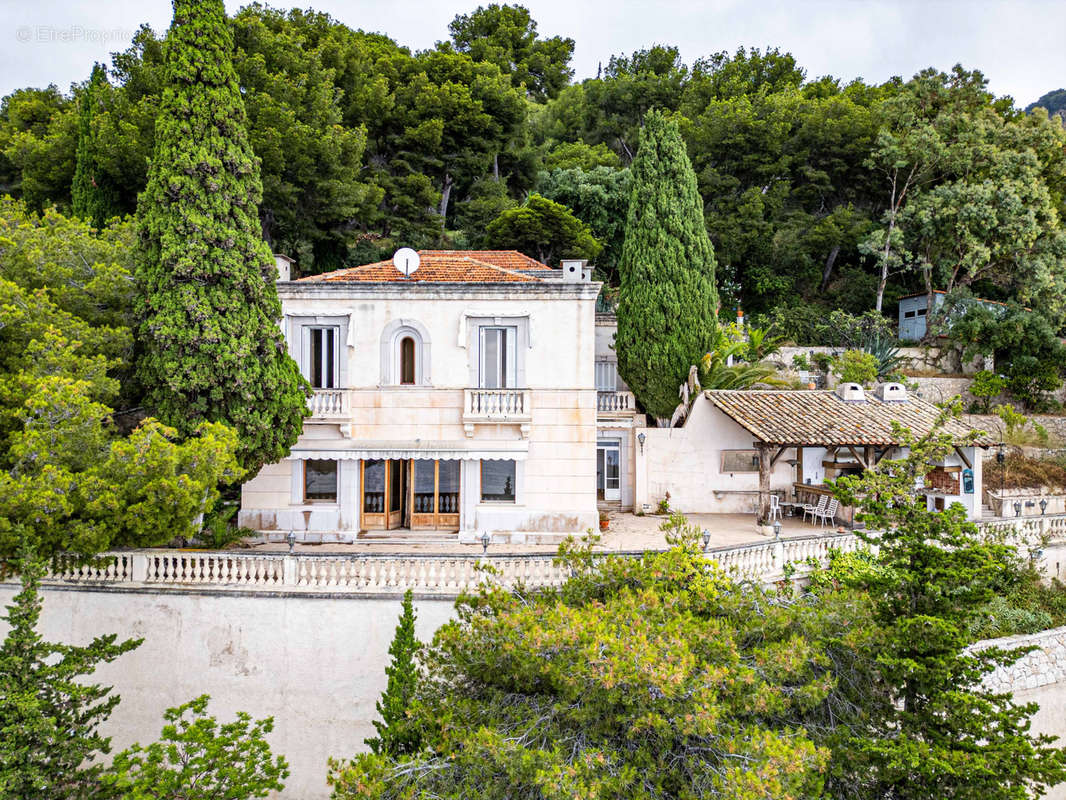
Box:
[307,326,338,389]
[413,459,436,513]
[916,308,927,316]
[481,460,516,503]
[438,460,460,514]
[304,460,338,502]
[479,326,517,388]
[904,310,916,319]
[720,449,761,473]
[363,459,385,513]
[595,361,618,392]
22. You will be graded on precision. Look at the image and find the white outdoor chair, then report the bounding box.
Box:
[813,498,840,528]
[769,494,782,522]
[802,494,828,523]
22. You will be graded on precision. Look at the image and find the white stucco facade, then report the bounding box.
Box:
[240,274,602,541]
[634,393,985,522]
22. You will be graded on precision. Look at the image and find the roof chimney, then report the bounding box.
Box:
[560,258,587,282]
[835,383,866,403]
[875,382,907,403]
[274,253,294,282]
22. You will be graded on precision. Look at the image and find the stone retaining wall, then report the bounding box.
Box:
[977,625,1066,694]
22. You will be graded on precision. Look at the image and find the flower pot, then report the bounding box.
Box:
[599,520,609,531]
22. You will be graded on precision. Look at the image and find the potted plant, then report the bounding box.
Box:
[599,510,609,531]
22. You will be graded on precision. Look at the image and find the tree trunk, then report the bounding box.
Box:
[438,173,453,220]
[492,154,499,182]
[819,244,841,291]
[757,443,773,525]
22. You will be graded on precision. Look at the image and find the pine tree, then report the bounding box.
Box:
[71,63,120,227]
[366,589,421,757]
[831,406,1066,799]
[135,0,308,477]
[0,550,142,799]
[615,110,719,420]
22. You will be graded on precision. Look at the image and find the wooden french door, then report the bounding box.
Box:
[361,459,460,532]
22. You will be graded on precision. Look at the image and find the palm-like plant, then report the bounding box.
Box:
[699,328,785,390]
[863,334,906,380]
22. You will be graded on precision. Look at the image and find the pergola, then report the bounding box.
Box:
[705,390,996,523]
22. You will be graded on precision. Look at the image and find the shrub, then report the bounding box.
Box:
[792,353,810,371]
[969,595,1055,640]
[969,370,1006,414]
[832,349,879,386]
[994,404,1052,446]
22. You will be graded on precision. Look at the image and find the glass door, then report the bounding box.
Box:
[597,442,620,501]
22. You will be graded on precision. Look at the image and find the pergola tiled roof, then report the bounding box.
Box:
[296,251,550,284]
[705,390,996,447]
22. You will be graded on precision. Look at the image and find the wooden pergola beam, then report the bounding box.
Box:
[954,446,973,470]
[845,444,869,470]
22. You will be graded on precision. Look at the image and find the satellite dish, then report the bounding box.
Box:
[392,247,420,278]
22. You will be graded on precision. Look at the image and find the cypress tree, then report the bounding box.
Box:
[135,0,308,476]
[71,63,119,227]
[366,589,421,757]
[615,110,719,420]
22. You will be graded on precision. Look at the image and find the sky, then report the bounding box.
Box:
[1,0,1062,105]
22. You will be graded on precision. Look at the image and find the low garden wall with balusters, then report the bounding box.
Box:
[44,534,867,598]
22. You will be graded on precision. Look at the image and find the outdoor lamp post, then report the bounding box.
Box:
[773,520,781,540]
[638,431,646,454]
[286,530,296,554]
[701,528,710,551]
[1014,500,1023,518]
[997,443,1007,514]
[480,530,491,555]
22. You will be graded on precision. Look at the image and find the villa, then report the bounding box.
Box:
[239,251,604,542]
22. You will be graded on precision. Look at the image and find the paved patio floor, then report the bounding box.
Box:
[245,508,845,556]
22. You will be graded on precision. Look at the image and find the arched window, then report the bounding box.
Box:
[400,336,416,385]
[380,319,431,386]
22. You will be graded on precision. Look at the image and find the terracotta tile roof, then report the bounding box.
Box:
[429,250,555,273]
[705,389,996,447]
[296,251,550,284]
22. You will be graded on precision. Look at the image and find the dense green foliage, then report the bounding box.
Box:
[616,111,719,419]
[104,695,288,799]
[446,4,574,102]
[0,199,242,561]
[135,0,308,478]
[831,408,1066,798]
[0,554,142,799]
[71,64,121,228]
[6,8,1063,318]
[330,524,874,799]
[484,192,601,265]
[5,5,1066,403]
[366,589,423,758]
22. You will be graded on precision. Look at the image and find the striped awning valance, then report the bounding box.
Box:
[289,440,528,462]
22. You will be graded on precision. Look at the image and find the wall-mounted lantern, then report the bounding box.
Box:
[1013,500,1023,518]
[637,431,646,455]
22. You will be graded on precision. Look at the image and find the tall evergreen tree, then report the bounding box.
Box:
[135,0,308,476]
[615,110,719,420]
[0,551,142,799]
[831,407,1066,799]
[71,64,120,227]
[366,589,421,757]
